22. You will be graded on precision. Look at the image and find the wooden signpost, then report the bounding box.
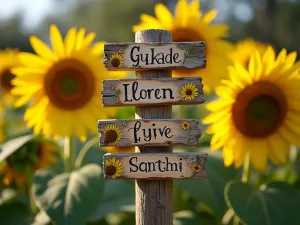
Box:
[104,42,206,70]
[98,119,202,146]
[103,153,207,180]
[98,29,207,225]
[101,77,204,106]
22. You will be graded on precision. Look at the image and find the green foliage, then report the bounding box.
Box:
[175,150,239,216]
[173,210,201,225]
[0,134,36,162]
[225,181,300,225]
[33,164,104,225]
[90,180,135,222]
[0,201,32,225]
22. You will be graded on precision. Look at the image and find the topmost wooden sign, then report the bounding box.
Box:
[104,42,206,71]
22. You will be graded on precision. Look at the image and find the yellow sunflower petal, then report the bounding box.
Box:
[64,27,77,55]
[201,9,218,24]
[249,140,267,171]
[75,28,86,50]
[155,3,173,29]
[30,36,55,61]
[268,133,289,164]
[222,147,234,167]
[174,0,189,26]
[50,24,64,56]
[18,52,50,68]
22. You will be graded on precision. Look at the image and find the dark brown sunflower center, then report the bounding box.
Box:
[172,28,205,75]
[0,69,15,91]
[186,89,192,96]
[194,165,200,170]
[111,58,120,68]
[106,165,117,176]
[172,28,202,42]
[232,81,287,138]
[104,130,118,144]
[44,59,95,110]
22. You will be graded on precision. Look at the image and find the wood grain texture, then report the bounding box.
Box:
[103,152,207,180]
[98,119,202,147]
[101,77,205,107]
[135,29,173,225]
[103,42,206,71]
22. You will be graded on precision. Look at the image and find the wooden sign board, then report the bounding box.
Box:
[104,42,206,71]
[103,152,208,180]
[98,119,202,147]
[101,77,205,107]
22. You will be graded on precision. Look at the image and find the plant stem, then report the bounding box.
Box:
[241,152,251,183]
[75,136,99,168]
[233,153,251,225]
[64,135,76,172]
[27,169,37,215]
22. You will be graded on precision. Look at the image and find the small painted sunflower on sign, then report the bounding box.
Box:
[105,157,124,179]
[182,121,190,130]
[191,163,201,173]
[180,83,198,100]
[103,124,123,145]
[110,54,124,68]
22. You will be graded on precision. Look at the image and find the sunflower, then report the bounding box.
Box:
[229,39,268,69]
[0,103,3,143]
[0,139,58,186]
[110,54,124,68]
[11,25,125,141]
[104,146,134,153]
[0,49,20,106]
[103,124,123,145]
[203,46,300,171]
[133,0,233,93]
[180,83,198,100]
[105,157,123,179]
[182,121,190,130]
[191,163,201,173]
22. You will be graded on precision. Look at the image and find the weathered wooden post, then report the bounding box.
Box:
[99,29,207,225]
[135,29,173,225]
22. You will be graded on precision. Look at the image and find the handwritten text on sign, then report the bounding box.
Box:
[101,77,204,107]
[103,153,207,180]
[98,119,202,147]
[103,42,206,71]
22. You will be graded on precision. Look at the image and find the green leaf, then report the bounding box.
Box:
[32,211,52,225]
[175,150,239,216]
[90,180,135,222]
[173,211,201,225]
[0,188,17,205]
[33,164,104,225]
[0,201,32,225]
[225,181,300,225]
[0,134,36,162]
[81,147,107,166]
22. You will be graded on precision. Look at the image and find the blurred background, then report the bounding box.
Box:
[0,0,299,55]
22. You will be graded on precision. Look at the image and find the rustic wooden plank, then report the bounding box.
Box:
[101,77,205,107]
[98,119,202,147]
[103,42,206,71]
[103,152,208,180]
